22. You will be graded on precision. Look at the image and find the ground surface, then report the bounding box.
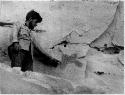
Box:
[0,49,124,94]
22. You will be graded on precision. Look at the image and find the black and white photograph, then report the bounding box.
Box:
[0,0,124,94]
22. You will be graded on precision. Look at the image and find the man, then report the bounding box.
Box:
[8,10,42,72]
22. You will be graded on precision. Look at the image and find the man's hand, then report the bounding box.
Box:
[13,42,21,51]
[51,58,62,64]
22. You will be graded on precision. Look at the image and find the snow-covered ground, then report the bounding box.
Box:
[0,49,124,94]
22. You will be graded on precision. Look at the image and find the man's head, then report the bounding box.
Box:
[25,10,42,29]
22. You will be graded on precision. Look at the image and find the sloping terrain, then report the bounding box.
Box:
[0,49,123,94]
[0,0,124,94]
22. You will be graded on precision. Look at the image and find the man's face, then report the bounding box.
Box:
[29,19,38,30]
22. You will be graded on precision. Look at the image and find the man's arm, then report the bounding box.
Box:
[11,22,21,51]
[12,22,20,43]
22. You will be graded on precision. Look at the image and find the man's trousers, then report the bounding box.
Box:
[8,43,33,72]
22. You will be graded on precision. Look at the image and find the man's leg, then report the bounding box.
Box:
[8,44,22,67]
[21,50,33,72]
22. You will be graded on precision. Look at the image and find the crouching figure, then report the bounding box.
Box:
[8,10,42,72]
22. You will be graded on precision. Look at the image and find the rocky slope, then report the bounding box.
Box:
[0,0,124,94]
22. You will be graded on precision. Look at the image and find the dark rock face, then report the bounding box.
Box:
[0,22,13,27]
[101,46,124,54]
[91,44,124,54]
